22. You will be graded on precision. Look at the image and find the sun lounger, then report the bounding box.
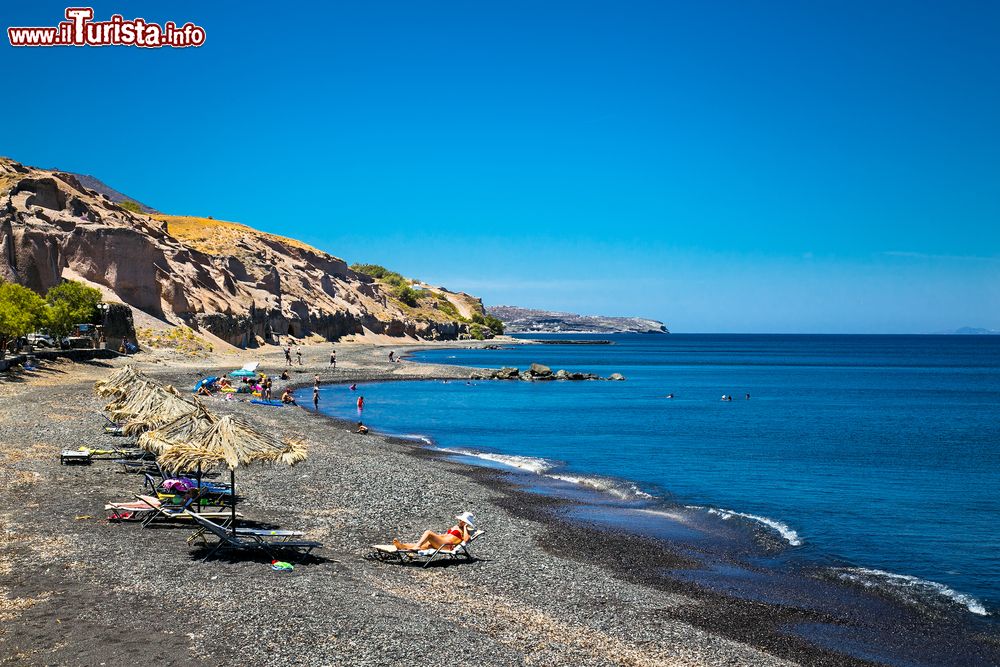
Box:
[60,449,92,465]
[186,525,306,546]
[104,494,163,521]
[369,530,486,567]
[61,447,145,465]
[100,414,126,436]
[115,458,160,475]
[142,473,234,506]
[183,511,322,562]
[134,494,242,528]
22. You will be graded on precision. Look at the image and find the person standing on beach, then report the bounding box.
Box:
[388,350,395,362]
[330,350,336,367]
[296,350,302,366]
[284,347,292,366]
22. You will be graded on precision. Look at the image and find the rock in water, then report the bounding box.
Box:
[607,373,625,381]
[529,363,552,377]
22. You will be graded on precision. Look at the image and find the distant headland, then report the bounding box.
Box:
[486,305,668,334]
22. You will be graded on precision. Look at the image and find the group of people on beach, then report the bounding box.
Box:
[284,346,303,367]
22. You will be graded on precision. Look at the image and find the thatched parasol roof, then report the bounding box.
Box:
[137,405,218,455]
[157,415,307,474]
[121,390,202,436]
[104,380,168,419]
[104,381,200,435]
[94,365,149,397]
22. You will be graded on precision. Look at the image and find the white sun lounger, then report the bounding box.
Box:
[370,530,485,567]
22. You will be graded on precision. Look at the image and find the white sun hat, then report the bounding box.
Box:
[455,511,476,528]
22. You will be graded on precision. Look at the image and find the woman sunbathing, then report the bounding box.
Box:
[393,512,476,551]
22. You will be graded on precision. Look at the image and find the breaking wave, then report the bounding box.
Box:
[434,447,653,499]
[548,474,654,500]
[833,567,989,617]
[435,447,555,474]
[692,506,803,546]
[394,433,434,445]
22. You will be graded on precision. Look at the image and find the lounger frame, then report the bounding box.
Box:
[369,530,485,567]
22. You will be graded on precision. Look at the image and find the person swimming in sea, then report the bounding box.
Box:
[349,383,357,391]
[666,393,674,399]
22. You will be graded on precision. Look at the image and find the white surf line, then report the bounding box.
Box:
[834,567,989,617]
[689,505,804,546]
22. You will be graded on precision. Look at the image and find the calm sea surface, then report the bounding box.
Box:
[318,334,1000,619]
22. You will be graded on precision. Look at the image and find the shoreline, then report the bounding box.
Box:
[0,340,996,666]
[315,344,1000,666]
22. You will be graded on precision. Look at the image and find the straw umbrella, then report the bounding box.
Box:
[95,364,148,397]
[138,406,218,494]
[119,388,201,437]
[104,380,171,421]
[103,381,199,436]
[157,415,307,534]
[137,405,218,455]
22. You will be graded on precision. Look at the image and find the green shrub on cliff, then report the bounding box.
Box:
[350,263,409,288]
[469,323,487,340]
[393,284,420,307]
[118,200,143,213]
[350,263,424,307]
[483,314,505,335]
[433,294,461,319]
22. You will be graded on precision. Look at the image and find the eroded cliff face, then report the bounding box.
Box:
[0,158,482,345]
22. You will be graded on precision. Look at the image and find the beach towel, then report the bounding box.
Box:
[251,399,285,407]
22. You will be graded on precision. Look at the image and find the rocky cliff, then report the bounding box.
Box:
[487,305,668,334]
[0,158,484,345]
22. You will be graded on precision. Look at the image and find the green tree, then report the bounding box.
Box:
[468,323,487,340]
[483,314,505,335]
[118,200,142,213]
[44,281,102,337]
[0,282,47,358]
[393,284,420,307]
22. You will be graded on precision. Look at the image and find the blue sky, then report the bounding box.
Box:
[2,1,998,332]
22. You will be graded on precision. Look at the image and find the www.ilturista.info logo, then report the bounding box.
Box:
[8,7,205,48]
